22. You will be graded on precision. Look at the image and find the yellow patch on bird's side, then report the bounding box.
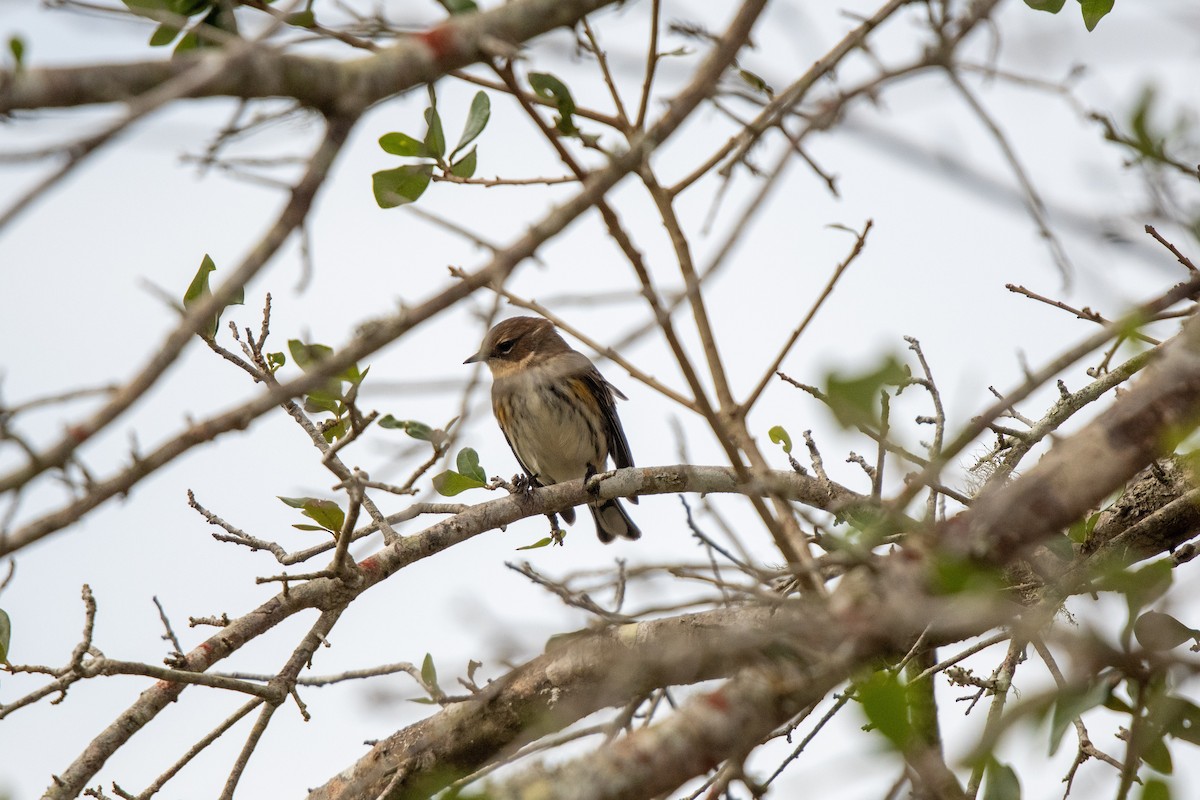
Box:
[563,377,602,413]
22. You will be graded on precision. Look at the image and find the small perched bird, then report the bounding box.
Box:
[464,316,641,542]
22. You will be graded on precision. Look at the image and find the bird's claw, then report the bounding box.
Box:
[505,473,535,495]
[547,515,566,546]
[583,465,612,498]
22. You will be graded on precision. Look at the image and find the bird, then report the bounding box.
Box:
[464,316,641,542]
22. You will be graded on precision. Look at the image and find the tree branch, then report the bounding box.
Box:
[0,0,624,115]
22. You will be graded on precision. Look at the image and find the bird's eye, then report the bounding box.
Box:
[495,339,516,354]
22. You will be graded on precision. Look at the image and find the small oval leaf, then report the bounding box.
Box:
[516,537,554,551]
[857,670,913,751]
[768,425,793,454]
[379,416,435,441]
[452,91,490,156]
[0,608,11,663]
[149,22,180,47]
[378,132,431,158]
[424,106,445,159]
[450,147,477,178]
[456,447,486,483]
[432,470,486,497]
[421,652,439,688]
[373,164,433,208]
[1135,611,1199,651]
[1080,0,1114,31]
[1022,0,1066,11]
[982,758,1021,800]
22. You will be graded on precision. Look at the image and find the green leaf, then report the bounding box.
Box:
[452,91,490,157]
[285,341,362,411]
[528,73,575,113]
[182,254,243,339]
[322,417,349,443]
[1095,560,1173,616]
[284,9,315,27]
[121,0,170,18]
[929,554,1006,596]
[287,340,334,372]
[372,164,433,208]
[1067,511,1100,544]
[1128,87,1166,164]
[424,105,446,159]
[450,147,477,179]
[278,496,345,534]
[435,0,477,13]
[169,0,210,16]
[1141,779,1172,800]
[266,352,286,373]
[307,392,344,415]
[1080,0,1114,30]
[421,652,439,687]
[456,447,486,484]
[1142,734,1173,774]
[768,425,792,454]
[1105,693,1134,715]
[305,499,345,533]
[857,670,912,750]
[1043,532,1075,561]
[0,608,11,663]
[516,537,555,550]
[278,496,313,509]
[183,253,216,308]
[1023,0,1066,11]
[378,416,435,441]
[431,470,486,497]
[304,393,343,415]
[8,36,26,69]
[198,2,236,36]
[528,72,579,136]
[1050,679,1112,755]
[378,132,431,158]
[1164,700,1200,746]
[1135,611,1199,651]
[340,362,368,387]
[982,758,1021,800]
[737,68,774,98]
[149,22,180,46]
[173,29,200,55]
[824,356,908,429]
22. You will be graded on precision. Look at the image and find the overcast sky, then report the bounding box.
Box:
[2,1,1199,798]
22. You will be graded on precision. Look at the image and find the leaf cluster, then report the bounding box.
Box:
[373,89,491,208]
[1022,0,1115,32]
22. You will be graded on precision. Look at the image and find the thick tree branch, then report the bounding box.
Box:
[477,315,1200,800]
[0,0,623,116]
[948,312,1200,564]
[305,605,836,800]
[38,463,856,800]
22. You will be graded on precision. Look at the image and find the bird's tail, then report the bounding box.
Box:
[588,497,641,542]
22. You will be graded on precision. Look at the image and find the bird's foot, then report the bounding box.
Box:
[498,473,536,496]
[547,514,566,546]
[584,465,616,498]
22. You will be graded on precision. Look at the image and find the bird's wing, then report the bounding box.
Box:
[582,368,635,470]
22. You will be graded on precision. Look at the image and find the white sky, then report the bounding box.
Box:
[2,0,1199,798]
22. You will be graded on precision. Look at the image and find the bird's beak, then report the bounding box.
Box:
[463,350,484,365]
